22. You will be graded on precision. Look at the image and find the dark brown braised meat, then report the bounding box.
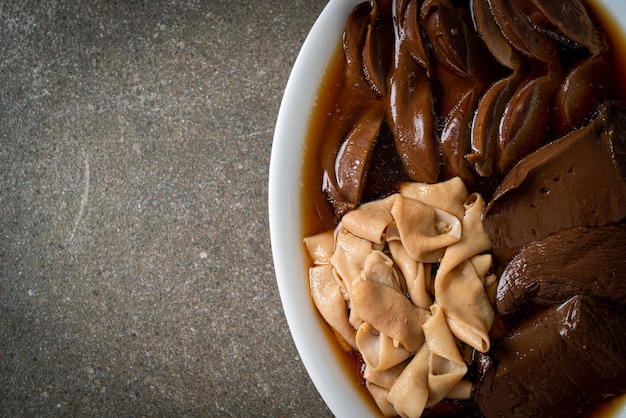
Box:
[466,0,525,178]
[386,0,439,185]
[496,225,626,316]
[552,50,614,137]
[319,1,387,217]
[473,0,563,174]
[528,0,603,54]
[420,0,498,186]
[474,295,626,418]
[540,0,615,137]
[321,0,616,219]
[473,101,626,418]
[483,101,626,266]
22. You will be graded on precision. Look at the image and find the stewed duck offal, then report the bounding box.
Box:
[474,100,626,417]
[321,0,615,218]
[305,0,625,417]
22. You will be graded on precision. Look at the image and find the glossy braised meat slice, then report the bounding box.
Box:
[320,1,386,217]
[362,0,394,96]
[528,0,603,54]
[486,0,558,63]
[483,101,626,265]
[495,225,626,316]
[467,0,612,176]
[552,49,615,137]
[474,295,626,418]
[420,0,495,185]
[386,0,439,184]
[495,64,561,172]
[467,0,524,178]
[468,0,562,175]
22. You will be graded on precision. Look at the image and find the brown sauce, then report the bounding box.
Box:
[299,2,626,416]
[300,38,382,416]
[300,38,345,240]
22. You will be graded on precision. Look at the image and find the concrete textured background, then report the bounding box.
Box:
[0,0,333,416]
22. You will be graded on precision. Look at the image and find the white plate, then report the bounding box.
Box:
[269,1,626,417]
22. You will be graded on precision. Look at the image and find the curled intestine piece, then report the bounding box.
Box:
[470,254,494,284]
[528,0,603,54]
[496,66,561,172]
[364,359,410,391]
[388,240,432,309]
[361,250,406,292]
[303,230,334,265]
[330,227,373,296]
[320,1,386,217]
[399,176,467,218]
[351,279,429,353]
[309,264,356,350]
[386,0,439,184]
[552,49,614,136]
[422,304,469,405]
[367,380,400,417]
[437,193,492,279]
[386,342,430,418]
[435,193,494,352]
[435,259,494,353]
[388,196,461,262]
[341,192,462,263]
[340,194,396,244]
[304,177,494,416]
[357,322,413,372]
[420,0,495,184]
[387,305,468,418]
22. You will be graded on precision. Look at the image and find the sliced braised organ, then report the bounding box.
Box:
[496,225,626,316]
[474,296,626,418]
[483,101,626,265]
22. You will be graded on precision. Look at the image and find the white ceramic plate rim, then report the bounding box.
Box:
[269,1,626,417]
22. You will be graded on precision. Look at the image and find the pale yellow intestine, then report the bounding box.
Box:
[304,177,495,418]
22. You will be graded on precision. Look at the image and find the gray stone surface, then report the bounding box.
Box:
[0,0,332,416]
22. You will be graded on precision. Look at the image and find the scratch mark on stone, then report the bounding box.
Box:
[247,128,273,138]
[67,153,90,247]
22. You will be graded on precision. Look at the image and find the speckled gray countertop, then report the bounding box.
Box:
[0,1,332,416]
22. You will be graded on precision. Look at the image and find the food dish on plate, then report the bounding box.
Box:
[269,0,626,417]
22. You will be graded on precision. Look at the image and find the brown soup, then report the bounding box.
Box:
[300,1,626,416]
